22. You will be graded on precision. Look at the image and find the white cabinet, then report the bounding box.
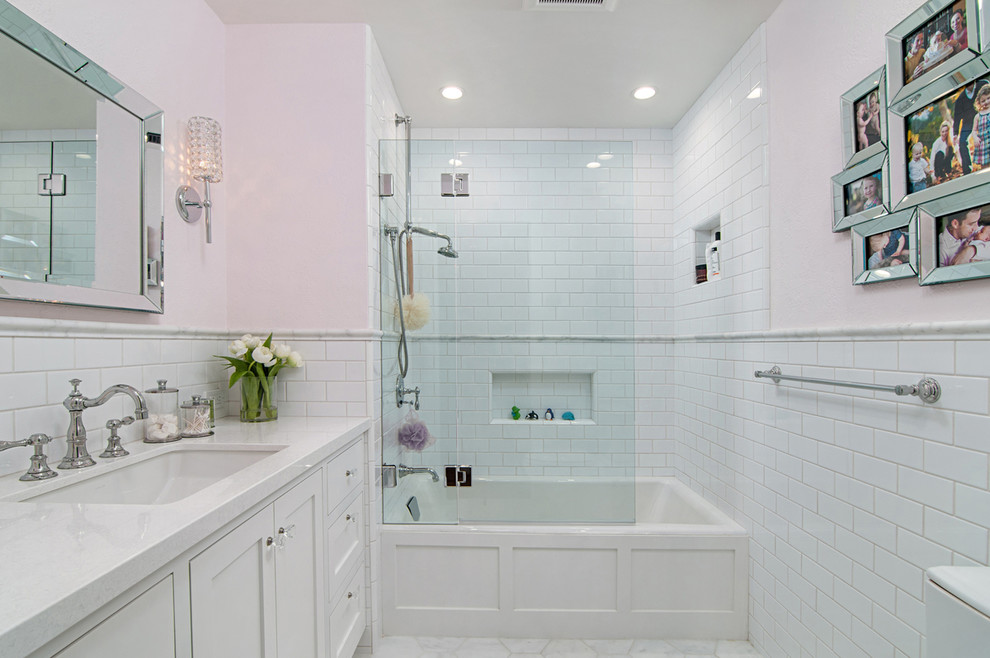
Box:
[190,469,325,658]
[53,576,175,658]
[26,431,368,658]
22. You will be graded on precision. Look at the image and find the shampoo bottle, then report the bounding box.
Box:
[705,231,721,280]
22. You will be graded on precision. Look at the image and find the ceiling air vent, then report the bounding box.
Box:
[523,0,618,11]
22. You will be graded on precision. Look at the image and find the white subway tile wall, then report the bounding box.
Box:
[672,26,770,336]
[675,333,990,658]
[0,330,370,480]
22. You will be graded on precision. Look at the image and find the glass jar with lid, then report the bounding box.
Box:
[180,394,214,438]
[144,379,181,443]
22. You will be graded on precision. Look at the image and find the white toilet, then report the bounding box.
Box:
[926,566,990,656]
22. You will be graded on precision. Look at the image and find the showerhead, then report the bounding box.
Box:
[409,225,459,258]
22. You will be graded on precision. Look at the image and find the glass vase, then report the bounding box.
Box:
[240,373,278,422]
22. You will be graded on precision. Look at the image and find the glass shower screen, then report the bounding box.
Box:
[380,138,636,525]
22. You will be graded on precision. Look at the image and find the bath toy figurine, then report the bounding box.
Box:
[511,406,521,420]
[562,411,575,421]
[526,410,539,420]
[545,408,554,420]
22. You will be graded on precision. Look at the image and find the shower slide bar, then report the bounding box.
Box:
[754,365,942,404]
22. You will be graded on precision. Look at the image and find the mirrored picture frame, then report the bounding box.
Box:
[887,0,986,115]
[832,151,890,231]
[918,185,990,284]
[891,55,990,210]
[851,209,918,284]
[841,67,888,169]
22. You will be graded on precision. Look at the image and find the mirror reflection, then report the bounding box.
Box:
[0,1,164,312]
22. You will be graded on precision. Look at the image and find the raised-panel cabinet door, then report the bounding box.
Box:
[189,506,276,658]
[273,469,326,658]
[54,576,175,658]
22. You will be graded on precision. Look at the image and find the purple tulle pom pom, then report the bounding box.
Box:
[397,417,434,451]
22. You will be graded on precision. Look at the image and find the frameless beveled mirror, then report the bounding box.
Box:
[0,0,164,312]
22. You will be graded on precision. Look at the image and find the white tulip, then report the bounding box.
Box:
[229,339,248,358]
[287,351,303,367]
[252,345,276,367]
[242,334,261,349]
[273,343,291,359]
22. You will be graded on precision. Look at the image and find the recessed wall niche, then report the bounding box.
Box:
[490,371,595,424]
[693,213,723,284]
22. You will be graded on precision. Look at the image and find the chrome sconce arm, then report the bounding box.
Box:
[176,181,214,243]
[176,116,223,244]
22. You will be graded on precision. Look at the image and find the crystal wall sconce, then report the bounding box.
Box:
[176,116,223,244]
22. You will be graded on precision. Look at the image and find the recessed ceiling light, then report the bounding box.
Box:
[586,161,601,168]
[597,153,614,161]
[441,86,463,100]
[633,86,656,100]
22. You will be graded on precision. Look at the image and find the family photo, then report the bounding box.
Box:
[906,76,990,193]
[938,204,990,266]
[902,1,968,85]
[854,88,882,153]
[866,227,910,269]
[844,172,883,215]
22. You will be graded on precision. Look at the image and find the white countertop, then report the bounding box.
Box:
[927,566,990,619]
[0,415,371,657]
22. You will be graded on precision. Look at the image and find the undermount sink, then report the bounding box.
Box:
[7,444,286,505]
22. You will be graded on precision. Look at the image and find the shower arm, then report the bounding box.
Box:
[407,225,455,252]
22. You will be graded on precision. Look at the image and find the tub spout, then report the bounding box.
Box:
[397,463,439,482]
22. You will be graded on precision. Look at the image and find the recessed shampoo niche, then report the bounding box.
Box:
[490,371,595,424]
[693,213,722,283]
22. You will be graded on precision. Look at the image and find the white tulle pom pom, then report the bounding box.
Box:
[396,293,430,330]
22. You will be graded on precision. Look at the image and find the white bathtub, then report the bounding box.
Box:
[382,477,748,640]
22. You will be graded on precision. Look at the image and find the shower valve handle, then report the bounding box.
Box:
[395,376,421,410]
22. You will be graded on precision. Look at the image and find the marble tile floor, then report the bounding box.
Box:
[356,636,764,657]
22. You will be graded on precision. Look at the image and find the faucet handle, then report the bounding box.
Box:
[27,433,52,446]
[20,434,57,482]
[68,378,82,393]
[99,418,131,459]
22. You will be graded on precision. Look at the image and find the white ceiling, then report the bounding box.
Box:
[203,0,783,129]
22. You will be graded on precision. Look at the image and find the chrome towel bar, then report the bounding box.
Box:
[754,365,942,404]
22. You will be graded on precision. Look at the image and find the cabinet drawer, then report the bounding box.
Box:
[329,568,366,658]
[328,494,365,598]
[326,441,364,516]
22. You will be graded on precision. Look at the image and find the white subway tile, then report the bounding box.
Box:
[13,337,74,372]
[924,508,989,562]
[924,441,988,488]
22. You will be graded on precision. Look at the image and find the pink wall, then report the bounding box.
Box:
[11,0,228,327]
[766,0,990,329]
[224,24,370,331]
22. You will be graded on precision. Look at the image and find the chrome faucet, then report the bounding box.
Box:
[60,379,148,469]
[397,463,440,482]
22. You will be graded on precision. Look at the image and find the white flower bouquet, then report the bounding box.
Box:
[217,333,303,422]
